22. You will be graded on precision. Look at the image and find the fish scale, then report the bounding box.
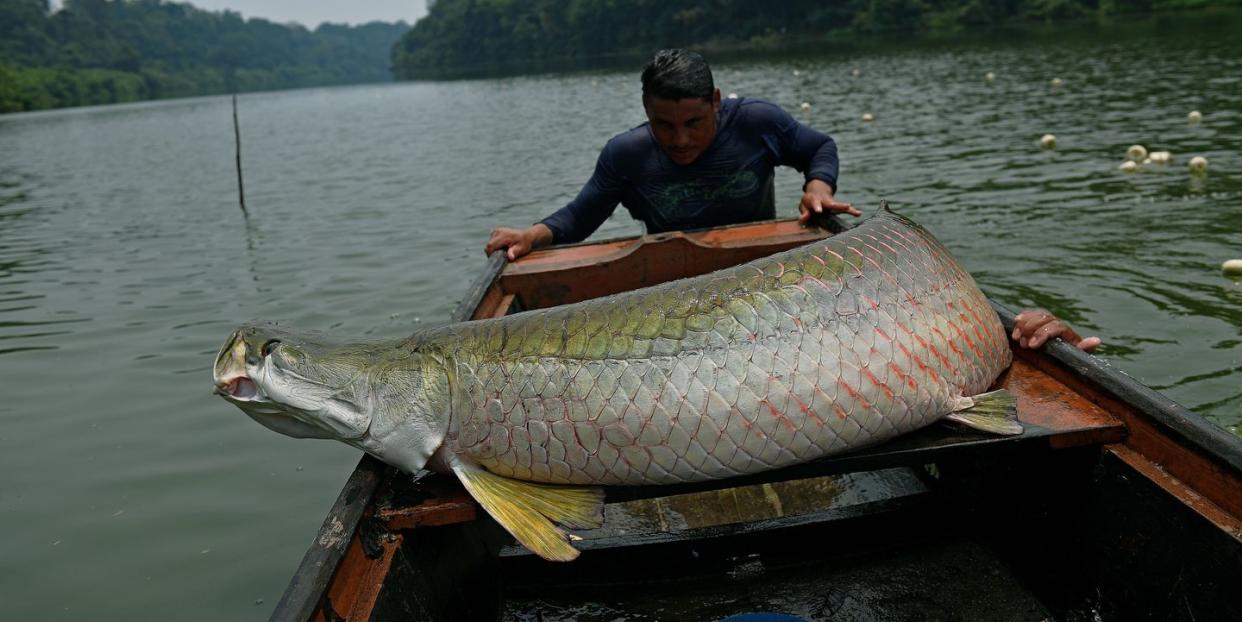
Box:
[434,208,1011,486]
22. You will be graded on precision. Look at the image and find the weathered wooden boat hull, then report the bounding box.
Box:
[270,216,1242,622]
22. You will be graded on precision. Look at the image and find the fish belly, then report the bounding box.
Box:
[444,209,1011,486]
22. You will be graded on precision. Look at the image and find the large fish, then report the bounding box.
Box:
[213,206,1019,561]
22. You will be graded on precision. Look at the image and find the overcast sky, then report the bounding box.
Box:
[52,1,429,27]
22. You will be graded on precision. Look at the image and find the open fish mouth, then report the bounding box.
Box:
[217,376,259,400]
[212,326,277,402]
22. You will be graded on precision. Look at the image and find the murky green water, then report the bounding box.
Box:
[1,11,1239,620]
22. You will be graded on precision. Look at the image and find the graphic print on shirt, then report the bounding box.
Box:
[650,169,760,223]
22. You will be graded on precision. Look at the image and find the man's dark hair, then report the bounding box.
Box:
[641,49,714,102]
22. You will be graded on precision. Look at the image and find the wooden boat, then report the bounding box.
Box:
[270,215,1242,621]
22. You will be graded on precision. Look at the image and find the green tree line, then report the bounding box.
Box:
[0,0,409,113]
[392,0,1233,79]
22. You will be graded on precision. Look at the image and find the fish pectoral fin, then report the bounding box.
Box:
[451,464,604,562]
[944,389,1023,435]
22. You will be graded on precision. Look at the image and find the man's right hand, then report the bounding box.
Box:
[485,224,554,262]
[798,179,860,225]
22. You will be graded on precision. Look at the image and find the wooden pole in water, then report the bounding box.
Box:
[232,94,248,215]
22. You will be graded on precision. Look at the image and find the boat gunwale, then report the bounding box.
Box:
[990,300,1242,476]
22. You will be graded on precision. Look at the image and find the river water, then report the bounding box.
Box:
[1,11,1239,620]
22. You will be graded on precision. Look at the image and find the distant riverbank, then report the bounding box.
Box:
[392,1,1241,80]
[6,2,1235,113]
[0,0,407,114]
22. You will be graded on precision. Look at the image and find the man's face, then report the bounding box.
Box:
[644,88,721,166]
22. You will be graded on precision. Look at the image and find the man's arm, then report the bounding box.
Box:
[759,103,859,221]
[484,145,624,261]
[787,130,859,222]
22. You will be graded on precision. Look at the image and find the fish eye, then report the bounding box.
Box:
[261,340,281,357]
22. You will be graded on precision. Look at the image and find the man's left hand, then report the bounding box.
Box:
[799,179,861,224]
[1012,308,1102,351]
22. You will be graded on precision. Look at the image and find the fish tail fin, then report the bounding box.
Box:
[945,389,1023,435]
[451,463,604,561]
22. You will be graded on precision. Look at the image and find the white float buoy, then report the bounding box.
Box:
[1040,134,1056,148]
[1188,110,1202,123]
[1119,161,1138,173]
[727,93,738,99]
[1189,156,1208,174]
[851,68,861,77]
[793,69,801,77]
[1149,151,1171,164]
[985,72,995,81]
[1126,145,1147,161]
[862,113,874,122]
[1051,77,1063,86]
[799,102,811,110]
[1223,259,1242,278]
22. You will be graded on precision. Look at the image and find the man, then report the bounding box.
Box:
[484,49,1099,352]
[485,48,855,261]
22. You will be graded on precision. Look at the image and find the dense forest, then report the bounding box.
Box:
[3,0,1233,112]
[392,0,1232,78]
[0,0,408,112]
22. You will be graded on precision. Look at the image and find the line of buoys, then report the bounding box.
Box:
[779,65,1218,187]
[1116,151,1209,175]
[809,72,1206,180]
[1114,145,1207,175]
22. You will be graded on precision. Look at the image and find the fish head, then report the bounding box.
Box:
[213,323,451,472]
[213,322,370,439]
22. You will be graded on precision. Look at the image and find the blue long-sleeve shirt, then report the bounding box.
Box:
[540,97,839,244]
